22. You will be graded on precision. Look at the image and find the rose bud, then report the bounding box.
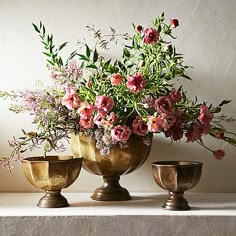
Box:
[170,19,179,28]
[213,150,225,160]
[136,25,143,32]
[213,107,221,113]
[215,131,224,139]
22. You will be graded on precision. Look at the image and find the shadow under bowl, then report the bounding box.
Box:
[22,156,82,208]
[152,161,203,211]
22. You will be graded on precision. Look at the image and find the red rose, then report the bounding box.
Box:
[143,28,159,44]
[132,116,148,136]
[111,125,132,143]
[126,73,146,93]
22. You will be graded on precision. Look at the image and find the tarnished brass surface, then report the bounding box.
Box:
[91,176,131,201]
[152,161,202,210]
[71,133,152,201]
[22,156,82,208]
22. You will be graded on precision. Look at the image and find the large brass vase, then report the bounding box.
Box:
[71,133,152,201]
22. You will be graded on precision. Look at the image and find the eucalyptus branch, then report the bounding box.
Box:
[32,22,66,68]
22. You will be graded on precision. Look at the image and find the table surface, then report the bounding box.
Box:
[0,192,235,216]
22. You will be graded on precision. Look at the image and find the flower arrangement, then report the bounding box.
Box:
[1,13,235,170]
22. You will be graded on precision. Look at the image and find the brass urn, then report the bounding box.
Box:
[152,161,203,210]
[71,133,152,201]
[22,156,82,208]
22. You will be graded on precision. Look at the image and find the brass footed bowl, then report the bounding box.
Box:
[22,156,82,208]
[71,133,152,201]
[152,161,202,210]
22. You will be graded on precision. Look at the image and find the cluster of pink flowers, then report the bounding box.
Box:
[186,105,213,142]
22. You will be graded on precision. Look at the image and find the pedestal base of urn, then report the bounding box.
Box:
[91,176,131,201]
[37,190,69,208]
[162,192,190,211]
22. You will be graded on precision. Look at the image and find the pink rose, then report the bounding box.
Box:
[147,115,164,132]
[170,19,179,28]
[132,116,148,136]
[126,73,146,93]
[161,113,176,131]
[79,116,94,129]
[164,112,183,141]
[143,28,159,44]
[61,87,80,110]
[154,96,173,114]
[198,105,213,125]
[111,73,123,86]
[111,125,132,143]
[185,123,209,142]
[77,102,94,118]
[106,112,118,126]
[169,89,182,103]
[94,113,106,127]
[185,124,202,142]
[213,150,225,160]
[95,95,114,115]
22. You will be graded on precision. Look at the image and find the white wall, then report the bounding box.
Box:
[0,0,236,193]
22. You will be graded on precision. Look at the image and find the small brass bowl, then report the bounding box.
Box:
[22,156,82,208]
[152,161,202,210]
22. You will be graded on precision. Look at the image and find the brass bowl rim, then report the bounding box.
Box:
[152,160,203,167]
[23,156,82,163]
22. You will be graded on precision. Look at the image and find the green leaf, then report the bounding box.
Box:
[47,59,55,66]
[106,65,114,73]
[42,25,45,35]
[93,49,98,63]
[66,50,78,66]
[58,57,63,66]
[47,35,50,43]
[123,48,130,57]
[80,61,85,68]
[102,59,111,70]
[86,64,98,69]
[219,100,232,107]
[160,12,165,18]
[132,23,135,30]
[132,38,137,49]
[43,52,51,57]
[127,63,134,68]
[181,74,192,80]
[58,42,68,51]
[77,54,90,62]
[32,23,40,33]
[85,44,90,58]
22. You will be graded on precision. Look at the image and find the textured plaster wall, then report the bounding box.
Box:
[0,0,235,193]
